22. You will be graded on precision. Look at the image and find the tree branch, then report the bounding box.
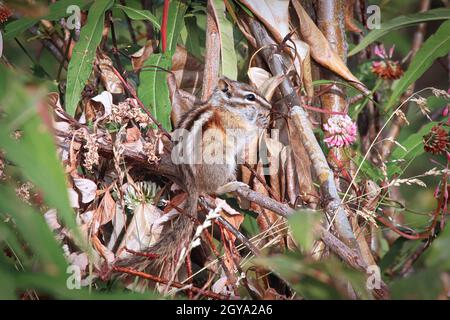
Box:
[201,0,221,100]
[248,18,359,252]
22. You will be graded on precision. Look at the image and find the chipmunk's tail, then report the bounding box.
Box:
[115,191,199,280]
[150,191,199,269]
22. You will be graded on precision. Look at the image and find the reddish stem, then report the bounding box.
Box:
[302,104,346,116]
[185,256,194,299]
[125,247,159,259]
[161,0,170,53]
[377,173,446,240]
[112,266,229,300]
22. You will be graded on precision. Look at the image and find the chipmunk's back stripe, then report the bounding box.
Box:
[178,104,212,130]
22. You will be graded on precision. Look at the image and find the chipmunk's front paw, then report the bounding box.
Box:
[215,181,249,195]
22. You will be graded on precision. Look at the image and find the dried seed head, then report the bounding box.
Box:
[109,98,151,128]
[0,153,5,181]
[411,97,431,120]
[371,60,404,80]
[371,45,403,80]
[0,3,12,23]
[15,181,34,204]
[423,125,450,155]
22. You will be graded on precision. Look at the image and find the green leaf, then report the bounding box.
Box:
[4,19,36,40]
[138,53,172,130]
[114,4,160,29]
[65,0,113,116]
[211,0,237,79]
[391,268,444,299]
[0,65,78,237]
[0,221,30,266]
[426,225,450,270]
[165,1,187,54]
[385,19,450,111]
[256,254,368,299]
[137,1,186,130]
[0,186,68,277]
[349,8,450,56]
[181,15,204,60]
[4,0,92,40]
[379,238,422,275]
[353,153,385,182]
[288,210,321,252]
[391,122,437,161]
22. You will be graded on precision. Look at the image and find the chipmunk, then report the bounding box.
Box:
[121,77,271,277]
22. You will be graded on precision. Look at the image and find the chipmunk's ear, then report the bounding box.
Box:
[218,77,232,93]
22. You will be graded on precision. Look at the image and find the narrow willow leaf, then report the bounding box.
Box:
[65,0,113,116]
[181,16,203,60]
[166,1,187,54]
[211,0,237,79]
[4,0,92,40]
[4,19,36,40]
[114,4,160,29]
[391,268,444,299]
[391,122,437,161]
[349,8,450,56]
[288,210,321,251]
[0,187,68,277]
[385,19,450,111]
[0,222,30,266]
[0,66,78,235]
[137,1,186,130]
[138,53,172,130]
[13,273,159,299]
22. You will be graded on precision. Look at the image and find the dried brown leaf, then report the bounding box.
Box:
[345,0,362,33]
[292,1,368,94]
[247,67,284,101]
[73,177,97,204]
[116,203,165,259]
[91,188,116,233]
[94,51,124,94]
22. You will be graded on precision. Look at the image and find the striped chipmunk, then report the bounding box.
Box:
[123,77,271,276]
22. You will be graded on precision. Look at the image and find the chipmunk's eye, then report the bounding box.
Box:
[245,94,256,101]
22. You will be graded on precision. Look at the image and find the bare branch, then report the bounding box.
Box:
[248,18,359,252]
[201,0,221,100]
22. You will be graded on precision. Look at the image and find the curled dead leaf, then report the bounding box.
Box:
[91,188,116,234]
[94,51,124,94]
[248,67,284,101]
[116,203,165,259]
[73,177,97,204]
[292,2,369,95]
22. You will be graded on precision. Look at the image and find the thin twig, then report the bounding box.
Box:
[119,0,137,43]
[243,162,281,201]
[109,11,126,76]
[111,66,172,139]
[57,34,72,82]
[248,18,359,251]
[112,266,229,299]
